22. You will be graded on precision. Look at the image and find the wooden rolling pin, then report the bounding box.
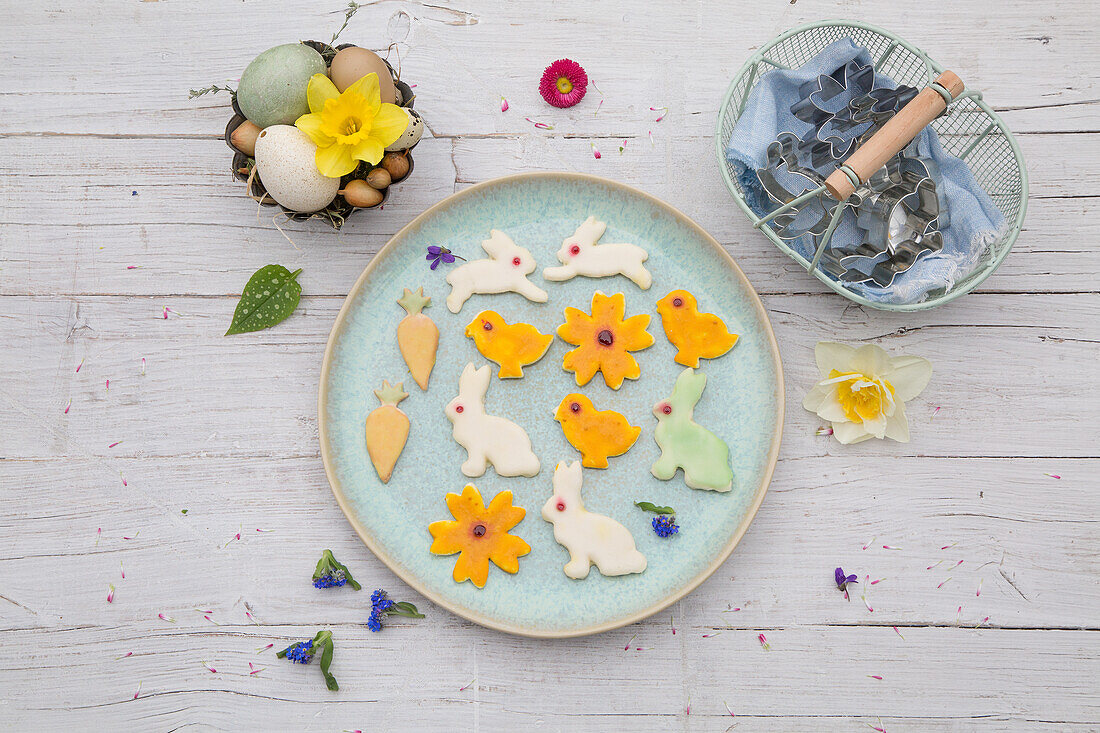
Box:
[824,71,965,201]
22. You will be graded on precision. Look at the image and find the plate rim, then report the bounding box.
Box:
[318,172,785,638]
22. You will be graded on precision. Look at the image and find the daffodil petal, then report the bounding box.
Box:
[370,104,410,147]
[862,411,888,439]
[801,382,833,412]
[885,355,932,401]
[850,344,890,378]
[315,143,357,178]
[351,136,385,166]
[306,74,340,113]
[832,421,872,444]
[294,113,334,147]
[884,399,910,442]
[815,341,856,376]
[816,394,849,423]
[347,72,382,114]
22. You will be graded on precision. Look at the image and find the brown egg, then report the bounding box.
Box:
[230,120,262,157]
[328,47,397,102]
[366,167,392,190]
[381,152,410,181]
[340,179,384,208]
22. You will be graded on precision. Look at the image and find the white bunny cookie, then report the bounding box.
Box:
[445,363,541,478]
[541,461,647,579]
[445,230,549,313]
[543,216,652,290]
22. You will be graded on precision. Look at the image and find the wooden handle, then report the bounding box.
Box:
[824,71,964,201]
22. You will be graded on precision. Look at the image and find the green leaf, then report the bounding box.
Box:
[312,549,361,590]
[318,638,338,691]
[382,601,425,619]
[635,501,675,515]
[226,265,302,335]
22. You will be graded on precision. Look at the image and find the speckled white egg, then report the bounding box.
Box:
[384,108,424,152]
[253,125,340,213]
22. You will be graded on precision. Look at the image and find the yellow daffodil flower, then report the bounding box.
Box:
[802,342,932,444]
[294,73,408,178]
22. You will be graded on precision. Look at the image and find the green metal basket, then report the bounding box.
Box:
[716,20,1029,311]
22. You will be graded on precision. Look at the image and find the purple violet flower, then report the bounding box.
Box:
[835,567,859,599]
[426,245,463,270]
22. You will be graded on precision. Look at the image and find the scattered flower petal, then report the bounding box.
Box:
[500,96,509,112]
[459,679,476,691]
[524,116,554,130]
[115,651,133,660]
[76,358,85,373]
[1044,473,1061,479]
[158,613,176,623]
[201,661,217,673]
[892,626,905,640]
[133,681,141,699]
[863,536,876,550]
[591,142,601,159]
[757,633,771,650]
[650,105,668,122]
[107,584,115,603]
[867,675,883,680]
[64,399,71,415]
[816,426,834,435]
[109,441,122,449]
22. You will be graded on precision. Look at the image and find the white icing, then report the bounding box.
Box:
[541,461,647,579]
[445,363,541,477]
[542,217,652,290]
[445,230,549,313]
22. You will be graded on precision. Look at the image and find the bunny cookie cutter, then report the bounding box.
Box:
[445,230,548,313]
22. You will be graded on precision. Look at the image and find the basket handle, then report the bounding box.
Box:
[824,71,964,201]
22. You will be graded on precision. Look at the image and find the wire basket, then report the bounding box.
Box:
[716,20,1028,311]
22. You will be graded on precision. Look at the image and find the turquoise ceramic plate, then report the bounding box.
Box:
[320,173,783,638]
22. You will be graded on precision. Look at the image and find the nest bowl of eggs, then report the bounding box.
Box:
[224,40,423,228]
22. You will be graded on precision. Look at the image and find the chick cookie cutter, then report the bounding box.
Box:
[753,69,968,288]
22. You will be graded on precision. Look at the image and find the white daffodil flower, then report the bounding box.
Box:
[802,342,932,444]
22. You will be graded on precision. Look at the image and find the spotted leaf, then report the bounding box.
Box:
[226,265,303,335]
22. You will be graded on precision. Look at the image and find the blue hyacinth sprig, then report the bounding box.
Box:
[277,630,338,691]
[312,549,361,590]
[368,588,425,632]
[635,501,679,538]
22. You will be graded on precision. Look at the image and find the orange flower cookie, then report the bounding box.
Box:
[656,290,739,368]
[464,310,554,379]
[557,291,654,389]
[428,484,531,588]
[554,394,641,469]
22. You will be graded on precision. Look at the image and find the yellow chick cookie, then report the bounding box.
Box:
[464,310,554,379]
[656,289,739,368]
[554,393,641,469]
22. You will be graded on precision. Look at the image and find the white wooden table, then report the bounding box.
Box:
[2,1,1098,730]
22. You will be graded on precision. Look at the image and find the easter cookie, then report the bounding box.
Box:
[364,381,410,483]
[397,287,439,390]
[445,230,548,313]
[657,290,739,367]
[543,217,652,289]
[464,311,553,379]
[557,291,655,390]
[429,484,531,588]
[445,363,541,478]
[554,394,641,469]
[651,368,734,492]
[542,461,647,579]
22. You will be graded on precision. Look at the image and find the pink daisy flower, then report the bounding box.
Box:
[539,59,588,108]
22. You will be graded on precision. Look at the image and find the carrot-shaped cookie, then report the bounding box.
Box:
[365,380,410,483]
[397,287,439,390]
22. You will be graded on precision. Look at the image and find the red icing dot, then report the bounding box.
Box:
[556,502,565,511]
[672,297,684,307]
[472,524,486,537]
[570,401,580,412]
[661,404,672,415]
[512,256,521,266]
[569,244,580,256]
[597,329,614,346]
[455,405,464,413]
[482,320,492,331]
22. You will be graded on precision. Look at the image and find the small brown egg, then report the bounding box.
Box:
[366,167,392,190]
[340,179,384,208]
[328,47,397,102]
[230,120,262,157]
[381,152,410,181]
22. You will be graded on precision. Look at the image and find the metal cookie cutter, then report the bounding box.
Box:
[817,85,920,161]
[755,132,834,240]
[791,59,875,127]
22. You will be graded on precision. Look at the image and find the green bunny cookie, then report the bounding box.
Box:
[651,367,734,492]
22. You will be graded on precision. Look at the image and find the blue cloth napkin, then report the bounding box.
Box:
[726,38,1006,304]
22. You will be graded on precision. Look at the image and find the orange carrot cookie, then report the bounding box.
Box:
[428,484,531,588]
[556,291,654,389]
[397,287,439,390]
[554,394,641,469]
[656,289,739,367]
[364,381,409,483]
[464,310,554,379]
